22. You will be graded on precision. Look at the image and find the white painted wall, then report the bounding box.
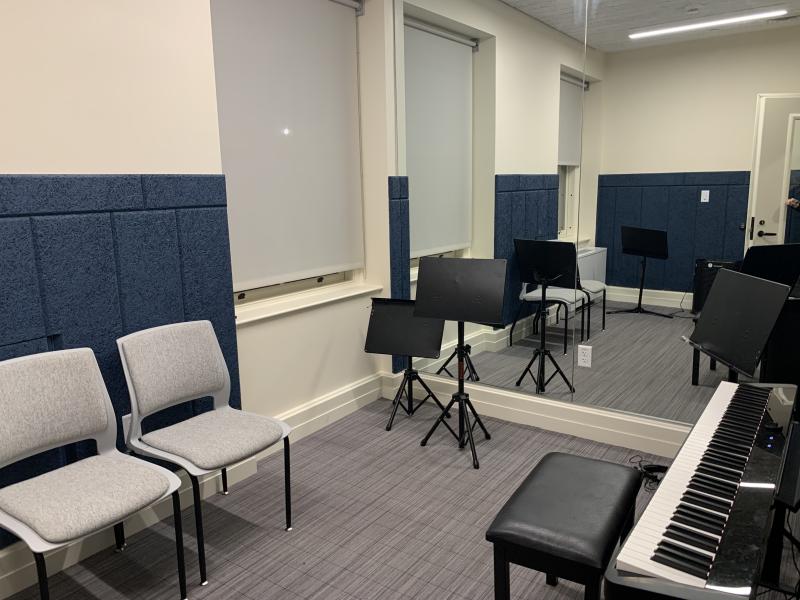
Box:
[599,27,800,174]
[0,0,222,173]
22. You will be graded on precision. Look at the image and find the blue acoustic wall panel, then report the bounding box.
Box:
[494,174,559,326]
[0,174,238,549]
[388,176,410,373]
[596,172,750,292]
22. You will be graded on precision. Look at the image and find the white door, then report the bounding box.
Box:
[747,94,800,248]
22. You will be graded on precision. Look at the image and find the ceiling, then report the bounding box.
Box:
[501,0,800,52]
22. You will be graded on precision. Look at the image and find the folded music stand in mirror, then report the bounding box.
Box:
[365,298,448,431]
[609,225,671,318]
[688,269,790,380]
[414,257,506,469]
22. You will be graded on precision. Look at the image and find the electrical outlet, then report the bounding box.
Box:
[700,189,710,203]
[577,344,592,368]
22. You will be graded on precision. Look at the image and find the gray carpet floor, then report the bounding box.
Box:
[8,402,672,600]
[460,302,729,424]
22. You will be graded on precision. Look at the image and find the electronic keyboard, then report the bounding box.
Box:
[606,382,797,599]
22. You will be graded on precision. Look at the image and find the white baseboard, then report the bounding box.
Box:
[606,285,693,310]
[380,371,689,459]
[0,374,383,599]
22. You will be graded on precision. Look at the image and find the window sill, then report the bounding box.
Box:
[235,281,383,326]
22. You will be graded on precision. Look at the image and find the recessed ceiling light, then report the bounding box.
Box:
[629,9,788,40]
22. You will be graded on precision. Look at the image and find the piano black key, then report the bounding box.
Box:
[710,433,752,453]
[699,457,743,476]
[693,473,738,493]
[707,441,749,460]
[652,549,710,580]
[665,524,719,553]
[672,513,723,536]
[696,464,739,484]
[657,541,714,569]
[676,505,726,528]
[702,453,745,473]
[716,424,757,441]
[688,480,736,502]
[682,492,730,515]
[704,449,747,468]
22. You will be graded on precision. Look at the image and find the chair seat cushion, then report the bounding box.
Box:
[522,287,582,305]
[581,279,606,294]
[0,455,170,544]
[142,408,283,470]
[486,452,641,569]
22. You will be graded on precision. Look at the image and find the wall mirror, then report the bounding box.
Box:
[396,0,592,404]
[569,1,800,424]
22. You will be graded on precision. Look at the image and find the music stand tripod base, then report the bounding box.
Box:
[607,305,672,318]
[436,344,480,382]
[386,364,450,431]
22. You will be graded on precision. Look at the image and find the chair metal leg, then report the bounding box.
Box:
[189,475,208,585]
[710,358,717,371]
[493,547,510,600]
[171,491,188,600]
[284,437,292,532]
[221,468,229,495]
[546,573,559,586]
[34,553,49,600]
[114,522,126,552]
[601,289,606,331]
[563,304,568,355]
[584,576,602,600]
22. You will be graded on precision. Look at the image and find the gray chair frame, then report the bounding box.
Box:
[0,349,187,600]
[117,321,292,588]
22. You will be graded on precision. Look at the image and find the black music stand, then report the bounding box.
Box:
[740,243,800,288]
[414,257,506,469]
[687,269,790,381]
[609,225,672,318]
[365,298,448,431]
[436,343,480,382]
[513,239,576,393]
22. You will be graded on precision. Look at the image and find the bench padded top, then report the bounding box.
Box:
[486,452,641,569]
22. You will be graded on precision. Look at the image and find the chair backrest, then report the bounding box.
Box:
[0,348,116,469]
[740,244,800,289]
[117,321,230,424]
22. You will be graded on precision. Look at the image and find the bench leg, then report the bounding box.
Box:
[493,546,510,600]
[546,573,558,586]
[584,576,602,600]
[691,348,700,386]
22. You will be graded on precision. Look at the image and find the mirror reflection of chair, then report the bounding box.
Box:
[512,240,577,394]
[0,349,188,600]
[578,268,606,337]
[117,320,292,587]
[364,298,449,431]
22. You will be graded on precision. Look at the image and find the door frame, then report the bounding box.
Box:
[779,112,800,236]
[747,93,800,249]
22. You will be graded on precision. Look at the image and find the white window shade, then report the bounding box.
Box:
[558,78,584,167]
[211,0,363,292]
[404,25,473,258]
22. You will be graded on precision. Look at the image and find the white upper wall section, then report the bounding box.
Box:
[600,26,800,174]
[0,0,222,173]
[404,0,602,174]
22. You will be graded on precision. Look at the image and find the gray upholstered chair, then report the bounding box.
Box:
[0,349,187,600]
[117,320,291,587]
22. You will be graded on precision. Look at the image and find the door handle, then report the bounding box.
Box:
[757,230,777,237]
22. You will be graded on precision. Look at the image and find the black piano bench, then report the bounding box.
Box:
[485,452,641,600]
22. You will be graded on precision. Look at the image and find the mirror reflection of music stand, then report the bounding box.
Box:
[687,269,790,382]
[513,240,576,394]
[609,225,672,318]
[365,298,448,431]
[414,257,507,469]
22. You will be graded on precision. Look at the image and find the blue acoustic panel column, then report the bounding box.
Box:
[640,187,669,290]
[0,218,47,345]
[595,186,616,255]
[665,186,697,291]
[388,176,411,373]
[494,174,559,326]
[0,175,143,215]
[177,206,240,411]
[693,186,726,264]
[611,187,642,287]
[32,213,127,450]
[724,185,749,260]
